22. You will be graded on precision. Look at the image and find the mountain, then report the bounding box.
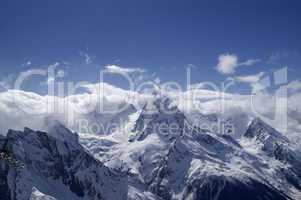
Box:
[244,117,290,144]
[130,96,186,142]
[1,95,301,199]
[0,122,128,200]
[147,122,294,199]
[80,96,299,199]
[242,118,301,191]
[184,110,249,139]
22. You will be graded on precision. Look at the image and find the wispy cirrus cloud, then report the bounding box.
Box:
[22,61,32,67]
[104,65,146,74]
[80,51,94,64]
[267,51,299,65]
[230,72,266,92]
[233,72,265,83]
[216,53,260,74]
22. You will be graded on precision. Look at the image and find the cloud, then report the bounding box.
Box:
[22,61,32,67]
[0,81,150,135]
[0,61,299,145]
[267,51,299,64]
[280,80,301,95]
[239,59,261,66]
[40,63,66,86]
[104,65,146,74]
[189,82,214,90]
[80,52,94,64]
[0,78,301,146]
[216,53,260,74]
[231,72,266,93]
[233,72,265,83]
[216,54,238,74]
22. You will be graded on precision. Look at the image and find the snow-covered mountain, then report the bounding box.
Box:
[241,118,301,193]
[0,121,128,200]
[1,95,301,199]
[79,96,301,199]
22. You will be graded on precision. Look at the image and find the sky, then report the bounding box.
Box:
[0,0,301,94]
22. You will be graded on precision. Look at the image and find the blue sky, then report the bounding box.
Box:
[0,0,300,94]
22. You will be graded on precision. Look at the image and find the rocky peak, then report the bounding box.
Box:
[244,118,300,167]
[244,117,290,144]
[0,126,128,200]
[131,96,186,142]
[44,118,79,144]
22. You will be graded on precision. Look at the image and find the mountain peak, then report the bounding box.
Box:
[131,96,186,142]
[244,117,290,143]
[44,117,79,145]
[141,95,179,115]
[243,118,300,167]
[1,125,128,200]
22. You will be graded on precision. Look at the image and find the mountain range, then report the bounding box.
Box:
[1,95,301,199]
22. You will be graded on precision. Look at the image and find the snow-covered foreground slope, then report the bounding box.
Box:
[0,121,128,200]
[30,188,58,200]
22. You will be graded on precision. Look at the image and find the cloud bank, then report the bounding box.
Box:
[0,79,300,147]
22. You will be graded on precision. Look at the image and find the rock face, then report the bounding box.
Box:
[182,175,289,200]
[0,122,128,200]
[130,96,186,142]
[243,118,301,191]
[244,118,290,144]
[147,125,291,200]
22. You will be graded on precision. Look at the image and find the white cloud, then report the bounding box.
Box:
[0,60,299,145]
[216,54,238,74]
[216,53,260,74]
[233,72,265,83]
[104,65,146,74]
[284,80,301,94]
[0,81,150,135]
[0,79,301,146]
[239,59,261,66]
[189,82,214,90]
[232,72,266,93]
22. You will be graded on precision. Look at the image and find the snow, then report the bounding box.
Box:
[30,188,57,200]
